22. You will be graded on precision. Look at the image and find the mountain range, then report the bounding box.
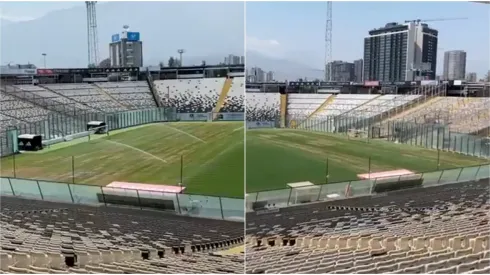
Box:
[246,51,324,81]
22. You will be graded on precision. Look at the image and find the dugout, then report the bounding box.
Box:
[18,134,43,151]
[87,121,107,134]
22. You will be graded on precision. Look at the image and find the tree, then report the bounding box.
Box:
[201,60,206,66]
[168,57,176,67]
[159,61,165,68]
[98,58,111,68]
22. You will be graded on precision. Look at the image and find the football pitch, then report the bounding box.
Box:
[246,128,489,193]
[1,122,244,198]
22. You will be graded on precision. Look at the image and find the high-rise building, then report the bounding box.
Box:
[466,72,477,82]
[363,22,438,82]
[266,71,275,82]
[443,50,466,80]
[224,54,243,65]
[326,61,355,82]
[247,67,265,82]
[354,59,363,83]
[109,27,143,67]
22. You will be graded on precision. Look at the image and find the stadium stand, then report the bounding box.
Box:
[154,78,225,113]
[42,84,129,114]
[220,77,245,113]
[0,196,244,274]
[245,179,490,274]
[388,97,490,134]
[246,93,281,122]
[287,94,332,119]
[95,82,158,109]
[13,85,95,114]
[0,91,50,123]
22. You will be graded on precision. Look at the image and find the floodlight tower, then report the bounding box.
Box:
[177,49,185,67]
[324,1,332,81]
[86,1,100,67]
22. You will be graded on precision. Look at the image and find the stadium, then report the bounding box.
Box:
[0,63,245,273]
[245,80,490,274]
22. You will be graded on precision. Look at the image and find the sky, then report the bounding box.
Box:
[0,1,83,21]
[0,1,488,77]
[247,1,490,78]
[0,1,244,67]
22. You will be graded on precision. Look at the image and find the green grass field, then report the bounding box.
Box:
[246,128,489,193]
[1,122,244,198]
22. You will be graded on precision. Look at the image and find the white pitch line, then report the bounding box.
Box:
[162,124,206,143]
[104,139,167,163]
[233,126,244,132]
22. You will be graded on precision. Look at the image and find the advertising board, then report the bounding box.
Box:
[127,32,140,42]
[247,121,275,129]
[111,34,120,43]
[421,80,439,86]
[177,113,210,121]
[364,81,380,87]
[216,112,244,121]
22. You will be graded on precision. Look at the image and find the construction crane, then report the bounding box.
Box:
[324,1,332,82]
[86,1,100,68]
[404,17,468,24]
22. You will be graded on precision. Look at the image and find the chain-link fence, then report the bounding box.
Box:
[246,163,490,212]
[288,116,490,158]
[1,107,177,157]
[0,177,243,221]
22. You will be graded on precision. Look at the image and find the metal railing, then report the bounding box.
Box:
[290,117,490,158]
[0,177,243,221]
[1,107,177,157]
[246,163,490,212]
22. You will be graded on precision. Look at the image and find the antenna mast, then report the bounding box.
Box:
[86,1,100,67]
[325,1,332,81]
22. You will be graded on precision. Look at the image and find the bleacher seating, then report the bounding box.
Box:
[0,196,244,274]
[287,94,331,119]
[43,84,128,113]
[314,94,379,117]
[221,77,245,113]
[154,78,225,113]
[245,179,490,274]
[0,91,50,123]
[349,94,421,118]
[13,85,95,114]
[246,93,280,122]
[96,82,157,109]
[390,97,490,134]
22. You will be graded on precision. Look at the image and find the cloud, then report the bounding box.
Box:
[246,36,284,58]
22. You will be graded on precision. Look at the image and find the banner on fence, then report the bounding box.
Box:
[215,112,244,121]
[247,121,275,129]
[177,113,210,121]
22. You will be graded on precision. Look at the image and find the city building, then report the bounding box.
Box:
[443,50,466,80]
[109,26,143,67]
[354,59,363,83]
[326,61,355,82]
[363,21,438,82]
[224,54,244,65]
[247,67,265,82]
[266,71,275,82]
[466,72,477,82]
